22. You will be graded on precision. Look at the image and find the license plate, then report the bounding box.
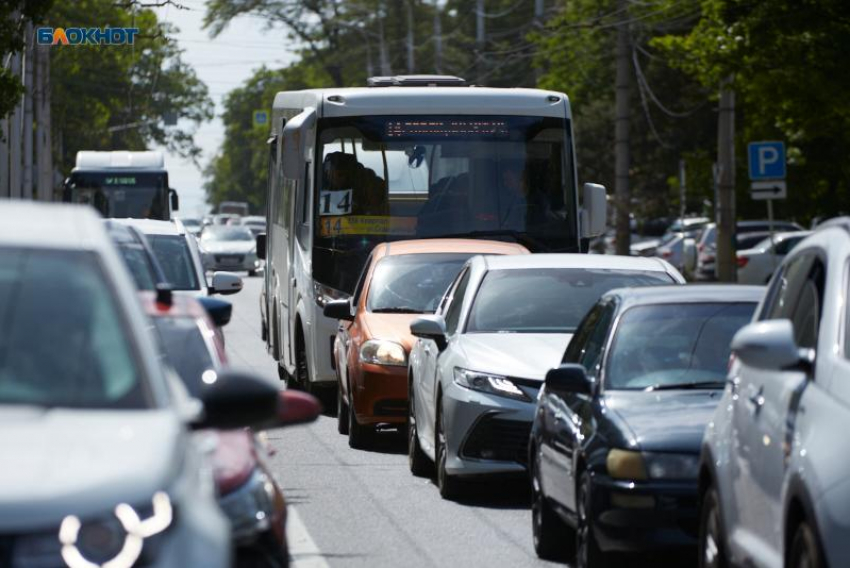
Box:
[220,256,240,265]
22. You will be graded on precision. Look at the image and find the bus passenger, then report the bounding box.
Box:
[322,152,389,216]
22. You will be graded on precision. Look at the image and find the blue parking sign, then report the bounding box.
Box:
[253,110,269,128]
[748,141,785,180]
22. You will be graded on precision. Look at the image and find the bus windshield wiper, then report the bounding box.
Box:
[435,230,551,252]
[644,381,726,391]
[370,307,427,314]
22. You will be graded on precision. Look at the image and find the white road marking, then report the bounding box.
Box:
[287,506,331,568]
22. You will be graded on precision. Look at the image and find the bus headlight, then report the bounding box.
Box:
[360,340,407,366]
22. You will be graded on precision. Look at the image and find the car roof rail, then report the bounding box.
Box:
[815,216,850,234]
[366,75,468,88]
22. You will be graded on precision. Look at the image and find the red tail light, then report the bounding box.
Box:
[698,244,704,253]
[736,256,749,268]
[661,250,673,259]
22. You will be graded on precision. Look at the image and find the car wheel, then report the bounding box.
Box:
[235,529,289,568]
[249,269,257,277]
[337,379,350,435]
[531,448,572,560]
[789,522,824,568]
[408,384,432,477]
[698,485,728,568]
[347,382,372,449]
[576,471,610,568]
[436,399,461,500]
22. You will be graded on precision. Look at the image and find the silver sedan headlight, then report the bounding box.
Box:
[218,470,276,542]
[453,368,531,402]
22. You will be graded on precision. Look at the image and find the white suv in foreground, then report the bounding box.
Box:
[698,218,850,568]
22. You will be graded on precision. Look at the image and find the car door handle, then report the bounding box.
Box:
[423,345,431,355]
[748,386,765,414]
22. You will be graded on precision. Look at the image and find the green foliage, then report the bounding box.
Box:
[204,64,319,211]
[49,0,213,174]
[653,0,850,223]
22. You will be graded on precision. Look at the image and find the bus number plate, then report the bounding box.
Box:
[319,190,353,216]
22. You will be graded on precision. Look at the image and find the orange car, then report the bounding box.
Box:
[323,239,529,449]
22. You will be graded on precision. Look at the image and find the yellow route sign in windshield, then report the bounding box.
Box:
[320,216,417,237]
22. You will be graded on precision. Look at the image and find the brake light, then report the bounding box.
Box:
[661,250,673,259]
[698,244,704,253]
[736,256,749,268]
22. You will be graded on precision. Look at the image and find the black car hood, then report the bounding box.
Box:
[601,390,722,453]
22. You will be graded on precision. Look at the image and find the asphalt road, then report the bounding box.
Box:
[225,275,693,568]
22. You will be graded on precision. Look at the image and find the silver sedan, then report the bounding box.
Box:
[406,253,684,499]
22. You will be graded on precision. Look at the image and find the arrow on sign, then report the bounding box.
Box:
[750,180,787,201]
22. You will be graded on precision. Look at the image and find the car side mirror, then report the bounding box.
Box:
[169,188,179,211]
[580,183,607,238]
[545,364,592,395]
[256,233,267,260]
[282,107,316,179]
[198,296,232,327]
[193,369,279,430]
[210,271,243,296]
[323,299,354,321]
[276,390,322,427]
[410,316,447,351]
[731,320,813,372]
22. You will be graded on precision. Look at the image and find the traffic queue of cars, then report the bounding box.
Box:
[313,219,850,568]
[0,202,319,568]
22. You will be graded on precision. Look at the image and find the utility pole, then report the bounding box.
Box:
[378,6,392,76]
[433,0,442,73]
[534,0,545,82]
[716,76,737,282]
[679,159,686,220]
[613,0,631,256]
[23,21,34,200]
[475,0,485,84]
[36,41,53,201]
[9,51,23,199]
[405,0,415,74]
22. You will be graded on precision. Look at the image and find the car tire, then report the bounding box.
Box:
[436,399,461,500]
[698,485,729,568]
[789,522,824,568]
[531,448,572,560]
[576,471,610,568]
[408,383,432,477]
[337,379,350,435]
[249,269,257,277]
[347,383,372,449]
[235,529,289,568]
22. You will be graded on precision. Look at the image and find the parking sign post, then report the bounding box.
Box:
[748,141,787,268]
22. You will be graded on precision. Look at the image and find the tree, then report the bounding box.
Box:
[48,0,213,173]
[533,0,716,225]
[204,64,320,210]
[0,0,53,119]
[653,0,850,224]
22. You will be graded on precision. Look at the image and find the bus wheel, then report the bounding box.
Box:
[277,365,293,386]
[295,331,311,391]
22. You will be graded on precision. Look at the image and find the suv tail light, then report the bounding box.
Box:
[736,256,749,268]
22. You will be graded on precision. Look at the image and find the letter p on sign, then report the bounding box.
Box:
[748,141,786,180]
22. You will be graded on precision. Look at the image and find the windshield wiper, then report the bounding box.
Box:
[434,230,552,252]
[371,307,427,314]
[644,381,726,391]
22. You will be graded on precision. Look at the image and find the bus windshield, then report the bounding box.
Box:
[65,171,169,220]
[313,114,577,293]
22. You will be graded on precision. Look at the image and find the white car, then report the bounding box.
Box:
[699,219,850,568]
[199,225,260,276]
[0,202,281,568]
[115,219,242,297]
[736,230,811,284]
[406,254,684,499]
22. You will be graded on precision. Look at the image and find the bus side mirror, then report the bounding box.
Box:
[256,233,267,260]
[282,107,316,179]
[169,188,179,211]
[581,183,606,238]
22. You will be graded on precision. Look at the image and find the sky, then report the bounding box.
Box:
[150,0,298,218]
